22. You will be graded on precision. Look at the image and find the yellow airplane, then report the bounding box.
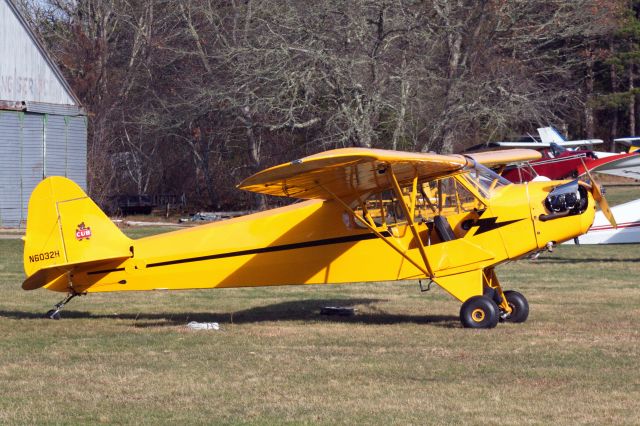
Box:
[21,148,616,328]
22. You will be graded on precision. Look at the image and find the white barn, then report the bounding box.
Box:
[0,0,87,227]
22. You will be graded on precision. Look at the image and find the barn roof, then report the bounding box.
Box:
[1,0,82,107]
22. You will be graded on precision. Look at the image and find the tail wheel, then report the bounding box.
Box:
[503,290,529,323]
[460,296,499,329]
[44,309,61,320]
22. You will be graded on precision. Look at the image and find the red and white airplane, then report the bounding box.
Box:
[468,127,640,183]
[475,129,640,244]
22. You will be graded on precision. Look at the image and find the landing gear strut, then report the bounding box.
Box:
[45,291,82,320]
[501,290,529,323]
[459,268,530,328]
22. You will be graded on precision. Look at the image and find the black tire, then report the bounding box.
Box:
[44,310,60,320]
[460,296,499,329]
[483,286,503,306]
[503,290,529,323]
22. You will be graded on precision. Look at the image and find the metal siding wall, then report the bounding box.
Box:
[0,109,86,227]
[45,114,67,177]
[65,115,87,190]
[21,113,44,219]
[0,111,23,226]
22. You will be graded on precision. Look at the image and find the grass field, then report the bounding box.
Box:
[1,186,639,425]
[599,184,640,207]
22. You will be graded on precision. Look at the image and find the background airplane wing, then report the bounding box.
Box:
[468,127,602,152]
[578,152,640,179]
[613,137,640,145]
[238,148,468,200]
[486,141,551,148]
[553,140,604,147]
[489,140,603,149]
[614,137,640,153]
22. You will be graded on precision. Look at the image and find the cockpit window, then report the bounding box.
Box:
[353,189,405,229]
[550,142,567,158]
[420,176,484,216]
[352,173,487,230]
[460,162,510,198]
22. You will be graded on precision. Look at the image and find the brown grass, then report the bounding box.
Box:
[1,220,639,424]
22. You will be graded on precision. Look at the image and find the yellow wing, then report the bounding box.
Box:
[466,149,542,168]
[238,148,470,200]
[238,148,542,200]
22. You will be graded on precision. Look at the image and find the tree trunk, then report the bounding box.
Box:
[584,51,595,138]
[610,48,619,150]
[392,73,409,151]
[241,107,267,210]
[629,64,636,136]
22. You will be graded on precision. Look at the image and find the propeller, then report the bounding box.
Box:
[581,161,617,229]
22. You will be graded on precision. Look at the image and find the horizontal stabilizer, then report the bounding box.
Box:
[22,256,130,291]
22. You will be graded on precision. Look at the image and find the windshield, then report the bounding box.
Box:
[549,142,567,157]
[460,162,511,198]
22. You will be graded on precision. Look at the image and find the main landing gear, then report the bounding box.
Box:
[460,295,500,328]
[44,291,83,320]
[459,269,529,329]
[502,290,529,323]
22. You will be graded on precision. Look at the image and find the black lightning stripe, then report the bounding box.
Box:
[146,231,392,268]
[473,218,523,236]
[87,231,392,274]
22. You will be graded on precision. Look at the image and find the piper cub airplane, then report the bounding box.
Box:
[22,148,616,328]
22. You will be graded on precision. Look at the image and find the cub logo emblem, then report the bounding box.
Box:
[75,222,92,240]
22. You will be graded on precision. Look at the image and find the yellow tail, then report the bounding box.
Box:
[22,176,132,291]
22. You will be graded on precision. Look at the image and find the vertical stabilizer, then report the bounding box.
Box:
[537,127,565,144]
[23,177,132,289]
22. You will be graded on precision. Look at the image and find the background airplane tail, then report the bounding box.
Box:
[22,176,132,290]
[537,127,565,144]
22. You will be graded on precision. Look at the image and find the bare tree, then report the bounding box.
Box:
[23,0,627,210]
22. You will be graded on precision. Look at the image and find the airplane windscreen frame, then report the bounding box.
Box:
[459,162,511,199]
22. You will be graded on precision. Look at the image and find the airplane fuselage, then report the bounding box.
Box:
[39,180,595,304]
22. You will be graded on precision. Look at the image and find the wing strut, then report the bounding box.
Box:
[316,171,434,279]
[386,167,435,278]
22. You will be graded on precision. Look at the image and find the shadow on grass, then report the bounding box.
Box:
[0,298,459,328]
[534,257,640,264]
